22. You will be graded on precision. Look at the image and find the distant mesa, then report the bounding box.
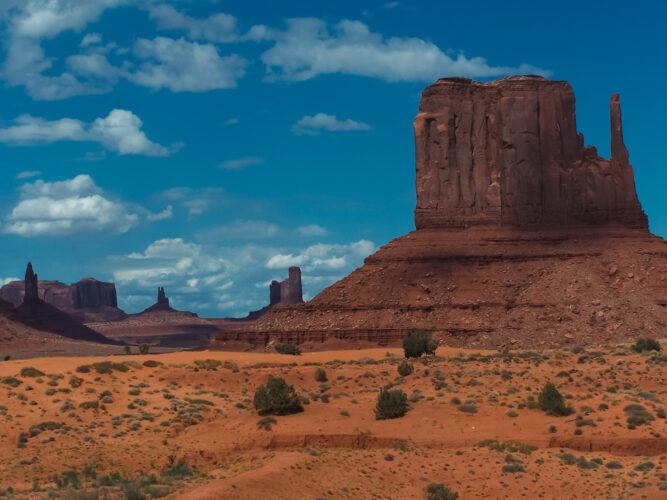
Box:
[212,76,667,351]
[8,262,123,346]
[0,269,126,323]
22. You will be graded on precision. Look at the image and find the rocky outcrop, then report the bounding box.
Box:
[0,275,126,322]
[11,263,123,346]
[24,262,38,303]
[414,76,646,229]
[211,76,666,351]
[141,287,175,314]
[270,267,303,306]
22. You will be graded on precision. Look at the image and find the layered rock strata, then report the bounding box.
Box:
[211,76,666,351]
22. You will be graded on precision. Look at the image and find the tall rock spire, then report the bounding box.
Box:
[24,262,38,303]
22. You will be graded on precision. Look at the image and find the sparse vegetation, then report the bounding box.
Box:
[537,382,573,416]
[139,344,150,355]
[253,376,303,415]
[20,367,44,377]
[397,360,414,377]
[403,330,437,358]
[477,440,537,455]
[275,343,301,355]
[424,483,459,500]
[375,388,409,420]
[257,416,277,431]
[632,338,661,353]
[314,368,327,382]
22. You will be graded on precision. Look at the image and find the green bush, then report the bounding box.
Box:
[397,360,414,377]
[139,344,149,355]
[424,483,459,500]
[143,360,162,368]
[375,388,409,420]
[403,330,437,358]
[2,376,22,387]
[275,343,301,355]
[253,376,303,415]
[632,338,662,353]
[124,346,131,355]
[75,365,91,374]
[20,367,45,378]
[538,382,573,416]
[257,416,277,431]
[314,368,327,382]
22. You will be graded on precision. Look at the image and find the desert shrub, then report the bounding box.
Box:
[69,375,83,388]
[314,368,327,382]
[253,376,303,415]
[92,362,128,374]
[397,360,414,377]
[459,403,478,414]
[124,346,131,355]
[20,367,44,378]
[29,421,63,437]
[477,440,537,455]
[424,483,459,500]
[75,365,91,374]
[375,388,408,420]
[403,330,437,358]
[606,461,623,469]
[2,376,22,387]
[139,344,149,355]
[17,432,28,448]
[632,338,661,353]
[624,404,654,427]
[275,343,301,355]
[194,359,221,371]
[142,360,162,368]
[502,462,525,473]
[538,382,573,416]
[257,416,277,431]
[634,461,654,472]
[163,462,193,479]
[223,360,239,372]
[79,400,99,410]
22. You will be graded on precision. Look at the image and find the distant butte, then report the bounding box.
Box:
[212,76,667,351]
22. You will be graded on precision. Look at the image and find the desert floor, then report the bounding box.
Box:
[0,343,665,499]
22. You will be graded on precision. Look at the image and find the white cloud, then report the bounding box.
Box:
[161,187,224,217]
[110,236,376,316]
[80,32,102,47]
[4,174,170,237]
[15,170,42,179]
[66,53,119,81]
[298,224,327,236]
[219,156,263,170]
[0,109,172,156]
[148,5,240,43]
[146,205,173,221]
[1,277,20,287]
[262,18,549,82]
[266,240,375,274]
[292,113,372,135]
[4,174,139,237]
[128,37,247,92]
[1,1,131,100]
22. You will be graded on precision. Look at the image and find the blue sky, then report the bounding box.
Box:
[0,0,665,317]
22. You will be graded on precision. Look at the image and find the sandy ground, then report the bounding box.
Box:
[0,344,665,499]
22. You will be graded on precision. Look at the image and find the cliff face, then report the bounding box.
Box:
[270,267,303,306]
[414,76,646,229]
[209,76,666,351]
[0,276,125,322]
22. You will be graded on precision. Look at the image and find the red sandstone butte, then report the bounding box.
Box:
[211,76,667,351]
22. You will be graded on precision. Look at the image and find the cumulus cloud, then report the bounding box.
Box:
[146,205,173,222]
[1,0,131,99]
[298,224,327,236]
[291,113,372,135]
[3,174,171,237]
[148,4,240,43]
[127,37,247,92]
[219,156,263,170]
[110,236,376,316]
[262,18,549,82]
[266,240,375,273]
[0,109,172,156]
[4,174,139,237]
